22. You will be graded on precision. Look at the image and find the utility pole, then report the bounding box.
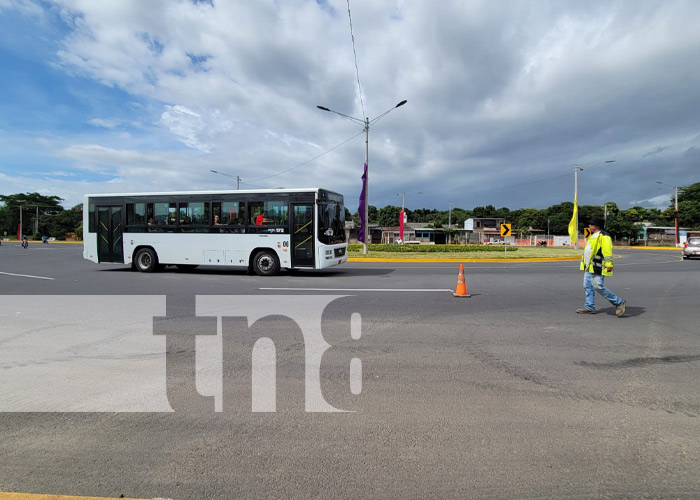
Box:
[657,182,681,245]
[448,203,452,244]
[210,170,241,190]
[573,160,615,249]
[17,199,26,240]
[318,100,407,255]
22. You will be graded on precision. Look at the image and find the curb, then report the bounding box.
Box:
[1,240,82,245]
[623,246,682,251]
[348,257,581,263]
[0,494,172,500]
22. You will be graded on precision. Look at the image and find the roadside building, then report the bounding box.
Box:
[380,226,416,244]
[411,223,447,244]
[464,217,506,244]
[636,222,693,246]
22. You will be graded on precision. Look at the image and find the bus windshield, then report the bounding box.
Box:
[318,193,346,245]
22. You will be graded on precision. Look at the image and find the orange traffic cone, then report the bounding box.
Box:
[453,263,471,297]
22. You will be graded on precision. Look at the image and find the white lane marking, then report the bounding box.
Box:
[260,288,452,292]
[0,271,55,280]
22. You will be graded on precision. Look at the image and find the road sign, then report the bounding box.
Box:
[583,227,592,238]
[500,223,511,237]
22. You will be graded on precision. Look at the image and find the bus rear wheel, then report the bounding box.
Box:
[134,248,158,273]
[253,250,280,276]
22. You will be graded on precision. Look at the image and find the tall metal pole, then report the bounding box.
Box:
[209,170,241,190]
[317,100,406,256]
[448,203,452,244]
[604,203,608,223]
[19,204,23,240]
[657,181,681,246]
[35,206,39,234]
[574,165,579,249]
[674,186,679,245]
[573,160,614,250]
[363,118,369,254]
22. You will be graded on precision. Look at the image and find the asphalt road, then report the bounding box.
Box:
[1,243,699,499]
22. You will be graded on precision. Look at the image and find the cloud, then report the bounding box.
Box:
[88,118,119,129]
[1,0,699,212]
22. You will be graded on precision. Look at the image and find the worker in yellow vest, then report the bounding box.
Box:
[577,217,626,317]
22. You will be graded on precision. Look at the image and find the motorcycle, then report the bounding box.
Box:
[21,238,29,249]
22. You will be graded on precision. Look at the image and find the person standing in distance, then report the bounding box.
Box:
[577,217,626,316]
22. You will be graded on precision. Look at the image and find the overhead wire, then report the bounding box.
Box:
[346,0,365,119]
[246,130,365,184]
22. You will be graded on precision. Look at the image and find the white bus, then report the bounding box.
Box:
[83,188,347,275]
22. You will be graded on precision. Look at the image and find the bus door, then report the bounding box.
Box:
[97,206,124,263]
[291,204,314,268]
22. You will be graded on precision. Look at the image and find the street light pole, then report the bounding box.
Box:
[573,160,615,249]
[657,181,680,245]
[317,100,407,255]
[448,203,453,243]
[574,165,580,249]
[604,203,608,223]
[397,191,405,244]
[17,199,26,240]
[210,170,240,190]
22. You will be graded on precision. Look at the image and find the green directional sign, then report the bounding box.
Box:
[500,223,511,237]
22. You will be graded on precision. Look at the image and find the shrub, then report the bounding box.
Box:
[347,244,517,253]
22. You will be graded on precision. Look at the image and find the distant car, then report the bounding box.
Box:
[683,237,700,259]
[484,240,513,245]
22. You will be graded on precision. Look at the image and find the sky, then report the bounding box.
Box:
[1,0,699,212]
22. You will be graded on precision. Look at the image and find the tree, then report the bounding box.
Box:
[472,204,511,219]
[516,208,546,231]
[368,205,378,224]
[41,204,83,239]
[377,205,402,227]
[677,182,700,229]
[604,213,638,241]
[544,202,575,235]
[0,192,64,238]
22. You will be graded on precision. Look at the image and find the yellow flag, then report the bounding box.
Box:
[568,194,578,245]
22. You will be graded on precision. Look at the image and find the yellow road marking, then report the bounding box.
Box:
[348,257,581,263]
[0,494,176,500]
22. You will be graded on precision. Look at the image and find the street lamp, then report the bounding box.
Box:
[17,199,26,240]
[317,100,407,254]
[657,181,681,245]
[210,170,241,190]
[573,160,615,249]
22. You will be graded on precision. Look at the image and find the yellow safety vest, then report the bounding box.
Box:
[580,232,614,276]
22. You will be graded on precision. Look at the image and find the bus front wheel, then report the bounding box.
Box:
[253,250,280,276]
[134,248,158,273]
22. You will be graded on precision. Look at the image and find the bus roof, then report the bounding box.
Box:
[84,188,342,198]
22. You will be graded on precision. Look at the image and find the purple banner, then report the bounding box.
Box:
[357,163,367,243]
